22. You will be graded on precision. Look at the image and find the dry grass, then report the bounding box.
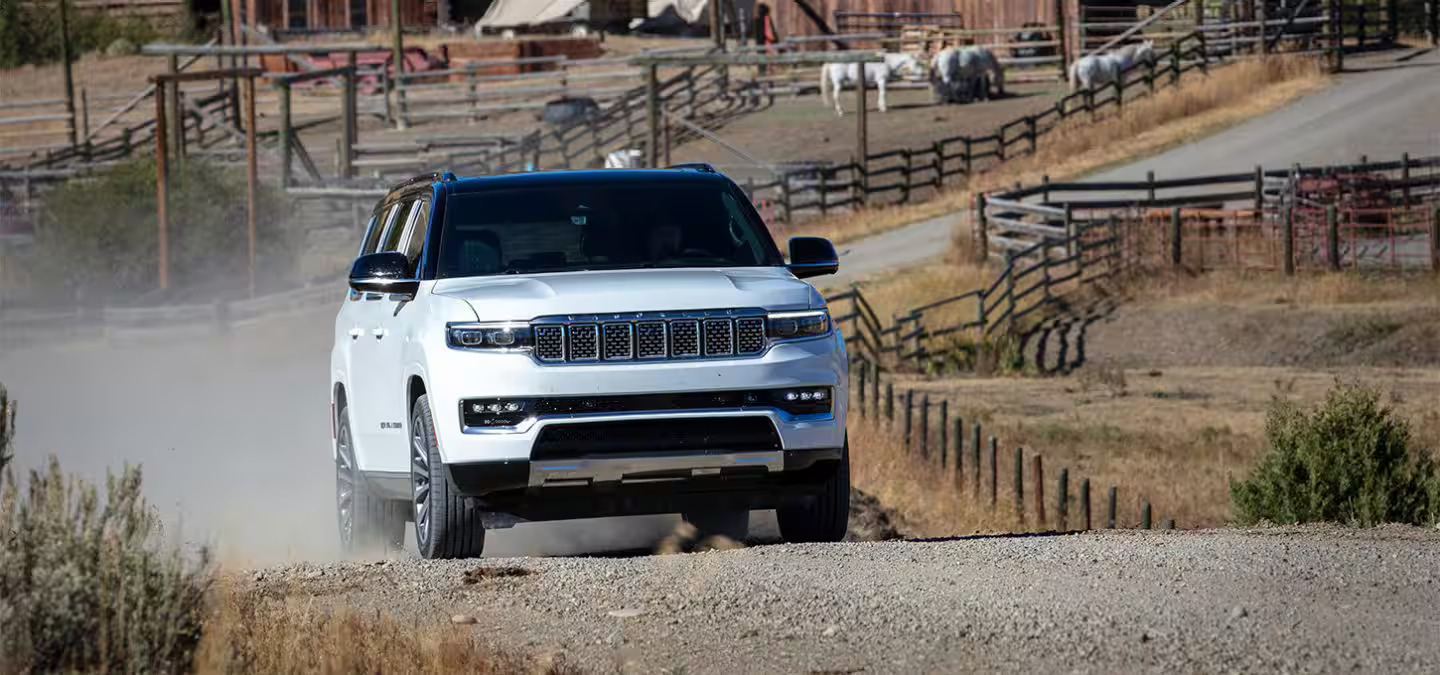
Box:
[783,55,1331,248]
[861,364,1440,532]
[195,582,576,674]
[1133,269,1440,308]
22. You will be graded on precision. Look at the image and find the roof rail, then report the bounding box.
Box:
[392,171,457,191]
[668,162,719,174]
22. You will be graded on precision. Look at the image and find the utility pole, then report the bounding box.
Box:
[58,0,78,149]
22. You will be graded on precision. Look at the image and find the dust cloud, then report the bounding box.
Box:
[0,312,692,565]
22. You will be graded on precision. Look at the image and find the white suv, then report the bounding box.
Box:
[330,166,849,559]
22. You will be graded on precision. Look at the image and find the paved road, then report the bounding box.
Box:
[251,526,1440,674]
[827,47,1440,286]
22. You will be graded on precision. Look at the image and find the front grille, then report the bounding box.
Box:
[532,417,781,460]
[531,388,832,416]
[568,324,598,361]
[535,326,565,361]
[530,310,766,364]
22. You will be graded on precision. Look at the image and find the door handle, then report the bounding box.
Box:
[348,327,363,339]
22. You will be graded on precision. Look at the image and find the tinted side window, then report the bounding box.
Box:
[400,198,430,265]
[378,199,414,253]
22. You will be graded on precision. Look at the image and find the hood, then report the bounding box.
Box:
[430,267,820,320]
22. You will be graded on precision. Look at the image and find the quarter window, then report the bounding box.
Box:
[378,200,414,253]
[400,198,430,265]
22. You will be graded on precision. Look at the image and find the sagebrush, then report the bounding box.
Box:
[0,389,212,673]
[1231,381,1440,527]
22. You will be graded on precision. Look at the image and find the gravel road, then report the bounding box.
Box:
[251,526,1440,674]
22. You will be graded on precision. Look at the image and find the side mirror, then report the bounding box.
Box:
[786,236,839,279]
[349,252,419,297]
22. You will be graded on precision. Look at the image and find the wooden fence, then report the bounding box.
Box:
[847,360,1177,531]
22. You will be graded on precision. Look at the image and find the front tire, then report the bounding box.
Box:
[410,394,485,559]
[335,406,406,555]
[776,437,851,543]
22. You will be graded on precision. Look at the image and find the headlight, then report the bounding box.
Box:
[446,322,534,351]
[766,309,831,341]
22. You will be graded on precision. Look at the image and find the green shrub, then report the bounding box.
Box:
[0,390,212,672]
[33,158,294,304]
[0,0,190,68]
[1231,382,1440,527]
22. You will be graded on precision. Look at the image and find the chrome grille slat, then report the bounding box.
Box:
[531,311,769,364]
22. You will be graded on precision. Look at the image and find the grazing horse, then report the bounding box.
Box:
[1068,40,1155,93]
[930,46,1005,103]
[819,52,923,116]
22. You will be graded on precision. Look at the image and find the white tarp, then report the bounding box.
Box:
[478,0,586,27]
[479,0,710,28]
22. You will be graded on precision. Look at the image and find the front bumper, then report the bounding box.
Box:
[448,447,844,521]
[425,332,848,465]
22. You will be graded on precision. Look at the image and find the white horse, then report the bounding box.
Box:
[930,46,1005,103]
[1068,40,1155,93]
[819,52,923,116]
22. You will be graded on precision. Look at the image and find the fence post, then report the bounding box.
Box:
[1170,207,1183,268]
[1327,205,1341,271]
[1112,78,1123,114]
[971,422,983,492]
[1253,164,1264,213]
[1399,151,1411,204]
[1146,56,1155,94]
[1054,0,1069,77]
[987,436,997,506]
[780,174,792,223]
[1057,467,1069,531]
[919,394,929,459]
[938,399,948,468]
[963,136,973,176]
[932,140,944,189]
[951,415,962,475]
[818,169,829,217]
[1283,207,1296,276]
[278,81,293,189]
[1141,501,1153,529]
[856,360,867,417]
[904,389,914,451]
[1431,207,1440,274]
[1107,485,1117,528]
[1013,446,1024,521]
[885,382,894,422]
[1033,455,1045,527]
[901,149,913,203]
[1026,115,1037,155]
[1004,251,1017,333]
[1258,0,1269,59]
[1330,0,1345,72]
[871,364,880,418]
[1170,42,1180,86]
[1080,478,1091,530]
[1063,204,1076,260]
[976,193,990,263]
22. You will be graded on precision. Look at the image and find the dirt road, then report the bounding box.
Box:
[251,526,1440,673]
[824,47,1440,287]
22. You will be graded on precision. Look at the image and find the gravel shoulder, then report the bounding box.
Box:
[248,526,1440,674]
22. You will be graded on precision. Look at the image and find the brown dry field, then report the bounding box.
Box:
[667,80,1065,179]
[849,271,1440,536]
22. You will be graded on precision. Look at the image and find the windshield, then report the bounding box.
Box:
[435,181,783,278]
